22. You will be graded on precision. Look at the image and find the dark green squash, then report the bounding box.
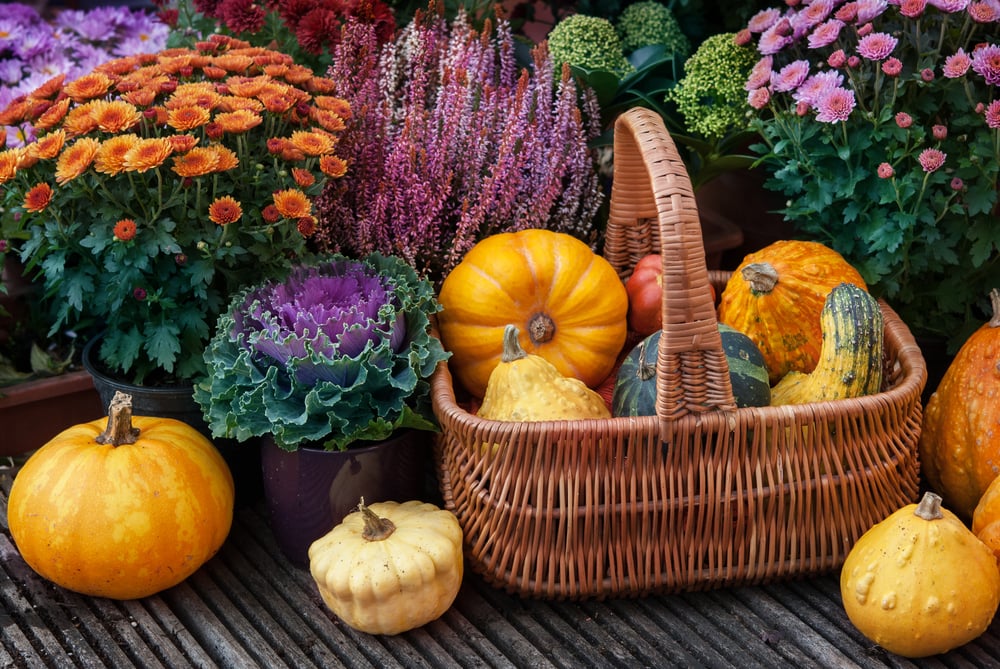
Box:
[612,324,771,416]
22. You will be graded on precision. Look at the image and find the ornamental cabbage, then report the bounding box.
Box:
[194,254,449,451]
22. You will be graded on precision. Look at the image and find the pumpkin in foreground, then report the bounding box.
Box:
[840,492,1000,658]
[309,499,464,636]
[920,288,1000,520]
[7,391,234,600]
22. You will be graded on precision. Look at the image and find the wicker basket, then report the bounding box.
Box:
[430,107,926,600]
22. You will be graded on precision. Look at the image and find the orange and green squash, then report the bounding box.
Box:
[717,240,867,384]
[920,288,1000,520]
[437,229,628,399]
[6,391,234,600]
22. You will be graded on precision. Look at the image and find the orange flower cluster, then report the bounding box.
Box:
[0,34,353,383]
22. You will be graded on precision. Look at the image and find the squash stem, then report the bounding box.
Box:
[95,391,141,447]
[989,288,1000,328]
[913,491,944,521]
[358,497,396,541]
[501,324,528,363]
[740,262,780,295]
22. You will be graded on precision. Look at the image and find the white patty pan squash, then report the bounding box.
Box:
[308,499,464,635]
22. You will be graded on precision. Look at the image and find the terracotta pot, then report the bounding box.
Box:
[260,430,432,566]
[0,370,103,457]
[82,334,263,508]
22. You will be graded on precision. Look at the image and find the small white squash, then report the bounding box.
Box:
[308,498,464,635]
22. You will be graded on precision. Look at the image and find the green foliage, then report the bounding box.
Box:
[745,4,1000,341]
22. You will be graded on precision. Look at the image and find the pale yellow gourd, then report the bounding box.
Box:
[308,499,464,636]
[478,324,611,421]
[840,492,1000,658]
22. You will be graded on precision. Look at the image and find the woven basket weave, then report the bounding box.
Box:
[430,107,926,600]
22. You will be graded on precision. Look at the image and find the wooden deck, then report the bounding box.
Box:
[3,466,999,668]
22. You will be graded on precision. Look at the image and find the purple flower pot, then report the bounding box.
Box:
[260,430,431,566]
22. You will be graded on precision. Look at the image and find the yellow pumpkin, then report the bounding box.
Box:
[437,229,628,399]
[7,391,234,600]
[840,492,1000,658]
[309,499,464,636]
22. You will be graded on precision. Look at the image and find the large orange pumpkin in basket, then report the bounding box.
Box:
[437,229,628,399]
[921,289,1000,521]
[717,239,867,384]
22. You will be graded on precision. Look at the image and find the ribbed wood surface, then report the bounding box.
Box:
[4,470,999,668]
[430,107,927,600]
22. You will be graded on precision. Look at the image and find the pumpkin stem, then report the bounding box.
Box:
[95,391,141,447]
[501,324,528,363]
[913,491,945,521]
[989,288,1000,328]
[358,497,396,541]
[741,262,780,295]
[526,313,555,346]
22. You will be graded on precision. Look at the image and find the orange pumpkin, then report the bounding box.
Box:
[437,229,628,399]
[973,473,1000,562]
[921,289,1000,520]
[717,239,867,384]
[7,391,234,600]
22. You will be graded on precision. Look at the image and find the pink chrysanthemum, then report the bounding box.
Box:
[877,163,894,179]
[968,1,999,22]
[748,87,772,109]
[748,7,783,33]
[895,112,913,128]
[856,0,892,22]
[772,60,811,92]
[746,56,774,90]
[808,19,844,49]
[758,19,794,55]
[899,0,928,18]
[793,70,843,107]
[918,148,946,172]
[951,177,965,190]
[928,0,971,13]
[985,100,1000,129]
[857,32,898,60]
[828,49,847,68]
[882,57,903,76]
[815,87,856,122]
[796,0,835,30]
[932,124,948,140]
[971,44,1000,85]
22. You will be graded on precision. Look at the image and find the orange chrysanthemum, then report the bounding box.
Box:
[64,72,114,103]
[262,64,289,78]
[203,66,228,80]
[289,130,336,156]
[306,77,336,94]
[166,82,220,110]
[213,54,255,73]
[0,149,21,184]
[167,105,211,131]
[54,137,101,184]
[217,95,264,114]
[260,92,296,114]
[97,56,142,76]
[90,100,142,133]
[319,155,348,178]
[167,134,199,153]
[171,147,219,178]
[33,97,71,130]
[23,183,53,213]
[61,102,100,136]
[32,74,67,99]
[214,109,263,134]
[272,189,311,219]
[29,130,67,160]
[224,75,270,99]
[291,168,315,188]
[313,96,351,119]
[209,145,239,172]
[123,137,173,173]
[0,99,30,126]
[296,216,317,236]
[113,218,137,241]
[261,204,281,223]
[208,196,243,225]
[312,109,346,132]
[120,87,158,107]
[95,135,140,175]
[283,65,313,85]
[158,55,192,75]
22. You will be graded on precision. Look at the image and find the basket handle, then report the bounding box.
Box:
[603,107,737,421]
